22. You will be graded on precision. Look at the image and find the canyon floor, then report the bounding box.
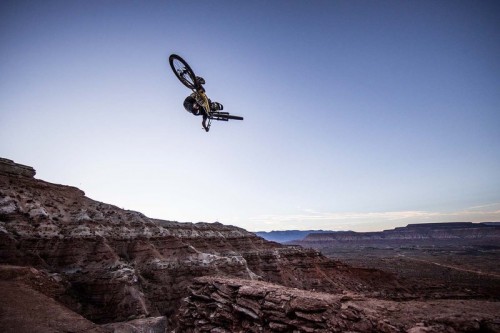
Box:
[318,243,500,300]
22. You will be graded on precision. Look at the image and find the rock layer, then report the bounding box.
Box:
[0,158,408,330]
[0,158,36,178]
[177,276,500,333]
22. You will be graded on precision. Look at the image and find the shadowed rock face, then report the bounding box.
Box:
[0,158,405,329]
[0,265,167,333]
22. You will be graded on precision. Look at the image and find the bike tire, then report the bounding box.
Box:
[169,54,197,90]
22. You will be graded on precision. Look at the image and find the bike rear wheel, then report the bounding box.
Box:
[169,54,197,90]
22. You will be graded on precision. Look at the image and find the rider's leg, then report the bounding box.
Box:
[202,115,209,132]
[196,76,205,85]
[210,102,223,111]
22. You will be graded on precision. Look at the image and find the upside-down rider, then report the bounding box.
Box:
[183,76,223,132]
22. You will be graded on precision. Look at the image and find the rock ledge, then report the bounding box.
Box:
[0,158,35,178]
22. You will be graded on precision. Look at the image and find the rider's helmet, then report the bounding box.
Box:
[183,95,200,115]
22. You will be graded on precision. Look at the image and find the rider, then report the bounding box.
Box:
[183,76,223,132]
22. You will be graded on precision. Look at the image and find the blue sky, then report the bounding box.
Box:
[1,0,499,232]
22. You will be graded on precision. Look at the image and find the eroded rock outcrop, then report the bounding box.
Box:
[0,158,406,330]
[0,158,36,178]
[177,276,500,333]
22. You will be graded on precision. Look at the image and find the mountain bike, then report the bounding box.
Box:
[169,54,243,131]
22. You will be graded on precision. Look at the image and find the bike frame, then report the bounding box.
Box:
[194,89,214,130]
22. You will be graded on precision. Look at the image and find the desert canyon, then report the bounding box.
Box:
[0,157,499,332]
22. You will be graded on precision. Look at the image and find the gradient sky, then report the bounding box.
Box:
[1,0,499,232]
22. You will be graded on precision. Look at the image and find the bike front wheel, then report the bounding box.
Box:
[169,54,197,90]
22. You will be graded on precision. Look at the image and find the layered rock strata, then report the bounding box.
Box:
[0,158,36,178]
[0,158,404,328]
[4,158,498,332]
[177,276,500,333]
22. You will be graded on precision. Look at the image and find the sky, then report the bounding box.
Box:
[1,0,499,232]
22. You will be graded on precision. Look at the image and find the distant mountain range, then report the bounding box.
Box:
[255,222,500,244]
[254,230,341,243]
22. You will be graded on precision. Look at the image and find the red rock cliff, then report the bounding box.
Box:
[0,158,403,328]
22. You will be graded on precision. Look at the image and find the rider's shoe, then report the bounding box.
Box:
[196,76,205,85]
[210,102,223,111]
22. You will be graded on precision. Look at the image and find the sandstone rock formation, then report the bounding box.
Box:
[1,158,499,332]
[177,276,500,333]
[0,158,36,178]
[0,158,399,330]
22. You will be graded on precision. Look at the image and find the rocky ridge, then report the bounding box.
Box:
[0,158,427,332]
